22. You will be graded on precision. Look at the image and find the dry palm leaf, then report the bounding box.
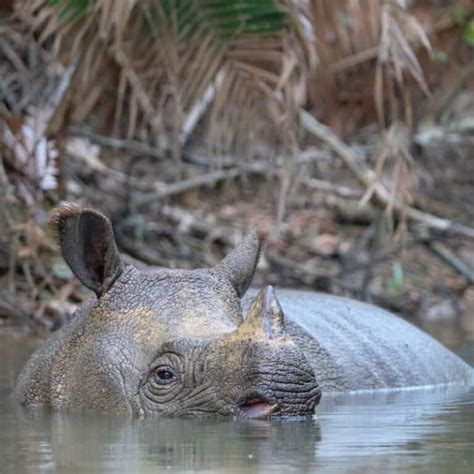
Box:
[309,0,432,132]
[376,1,432,126]
[15,0,315,184]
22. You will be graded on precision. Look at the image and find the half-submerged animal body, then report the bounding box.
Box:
[15,205,474,417]
[244,290,474,393]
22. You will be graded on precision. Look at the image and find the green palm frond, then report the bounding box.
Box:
[47,0,93,22]
[47,0,287,37]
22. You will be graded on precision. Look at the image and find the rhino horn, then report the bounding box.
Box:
[239,286,285,339]
[214,228,261,297]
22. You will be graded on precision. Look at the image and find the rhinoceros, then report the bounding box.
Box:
[15,205,474,418]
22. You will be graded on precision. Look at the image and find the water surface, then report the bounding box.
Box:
[1,325,473,473]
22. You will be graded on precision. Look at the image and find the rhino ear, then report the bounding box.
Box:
[50,203,123,297]
[239,286,284,339]
[214,229,261,297]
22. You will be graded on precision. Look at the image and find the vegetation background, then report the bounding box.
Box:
[0,0,473,347]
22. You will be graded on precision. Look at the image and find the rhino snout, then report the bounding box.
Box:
[232,365,321,419]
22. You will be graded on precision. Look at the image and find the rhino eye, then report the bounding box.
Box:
[152,366,176,385]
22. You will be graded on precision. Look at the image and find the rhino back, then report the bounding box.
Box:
[244,290,474,392]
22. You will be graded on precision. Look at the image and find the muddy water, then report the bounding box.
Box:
[0,322,473,474]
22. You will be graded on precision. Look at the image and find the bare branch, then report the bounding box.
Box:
[300,109,474,240]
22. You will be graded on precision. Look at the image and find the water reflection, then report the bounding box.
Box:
[3,406,322,472]
[315,386,474,472]
[1,331,473,473]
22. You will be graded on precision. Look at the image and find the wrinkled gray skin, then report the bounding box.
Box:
[15,205,473,418]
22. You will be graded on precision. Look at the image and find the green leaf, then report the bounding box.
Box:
[464,20,474,46]
[51,0,287,38]
[151,0,285,37]
[386,261,404,296]
[48,0,94,23]
[452,5,467,25]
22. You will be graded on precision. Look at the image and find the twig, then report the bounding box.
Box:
[64,143,151,191]
[69,126,164,159]
[299,109,474,240]
[179,70,224,147]
[300,109,371,185]
[404,208,474,240]
[330,47,378,73]
[44,53,81,136]
[427,241,474,285]
[134,168,243,207]
[302,178,363,199]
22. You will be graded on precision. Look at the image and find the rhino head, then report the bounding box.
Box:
[15,205,320,418]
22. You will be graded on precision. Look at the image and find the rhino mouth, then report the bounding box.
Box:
[237,392,279,418]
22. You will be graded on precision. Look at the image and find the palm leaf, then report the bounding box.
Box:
[17,0,313,180]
